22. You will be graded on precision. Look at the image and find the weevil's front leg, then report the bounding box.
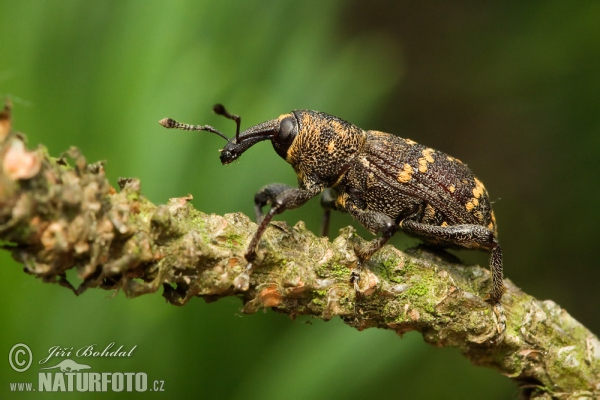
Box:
[233,185,322,290]
[254,183,294,223]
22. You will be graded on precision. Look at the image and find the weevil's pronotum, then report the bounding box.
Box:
[159,105,506,308]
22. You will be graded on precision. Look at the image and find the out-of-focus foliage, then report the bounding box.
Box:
[1,1,598,399]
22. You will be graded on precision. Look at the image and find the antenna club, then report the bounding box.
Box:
[213,104,226,115]
[159,118,176,128]
[212,103,242,140]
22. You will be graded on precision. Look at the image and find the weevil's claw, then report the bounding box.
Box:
[483,290,507,340]
[492,303,507,338]
[233,271,250,291]
[480,293,507,343]
[350,267,362,292]
[233,263,253,291]
[350,260,366,298]
[468,301,506,345]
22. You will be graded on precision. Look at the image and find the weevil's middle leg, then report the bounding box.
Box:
[320,188,337,237]
[342,202,397,291]
[345,204,397,261]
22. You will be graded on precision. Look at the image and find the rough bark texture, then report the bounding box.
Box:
[1,112,599,399]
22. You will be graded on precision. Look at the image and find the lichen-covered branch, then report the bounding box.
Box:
[0,109,598,399]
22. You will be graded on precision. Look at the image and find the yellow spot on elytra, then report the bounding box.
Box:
[422,148,435,163]
[397,163,413,183]
[448,185,456,193]
[441,222,449,227]
[327,140,335,154]
[418,158,428,173]
[417,149,435,173]
[489,210,498,236]
[474,211,483,221]
[472,177,485,199]
[405,138,417,146]
[465,201,475,211]
[447,155,463,164]
[471,197,479,207]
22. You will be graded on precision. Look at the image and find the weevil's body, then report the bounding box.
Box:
[160,107,505,304]
[285,111,497,239]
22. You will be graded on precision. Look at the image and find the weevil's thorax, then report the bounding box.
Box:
[283,110,366,188]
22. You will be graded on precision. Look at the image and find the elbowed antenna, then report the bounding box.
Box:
[212,104,241,142]
[159,105,278,165]
[158,117,230,141]
[158,104,242,142]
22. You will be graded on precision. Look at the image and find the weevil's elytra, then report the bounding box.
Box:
[159,105,506,307]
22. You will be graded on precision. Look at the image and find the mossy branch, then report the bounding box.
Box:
[0,117,598,399]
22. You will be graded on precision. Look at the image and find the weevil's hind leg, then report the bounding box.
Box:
[489,244,504,303]
[400,220,506,335]
[254,183,294,223]
[489,244,506,335]
[400,220,505,303]
[320,188,337,237]
[233,185,321,291]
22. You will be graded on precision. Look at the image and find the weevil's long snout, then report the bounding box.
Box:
[219,118,279,164]
[159,104,283,165]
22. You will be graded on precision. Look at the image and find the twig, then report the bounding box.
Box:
[0,113,598,399]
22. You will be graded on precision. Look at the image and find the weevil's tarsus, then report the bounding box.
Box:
[232,263,253,291]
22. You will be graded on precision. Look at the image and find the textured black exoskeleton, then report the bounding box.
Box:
[159,105,506,305]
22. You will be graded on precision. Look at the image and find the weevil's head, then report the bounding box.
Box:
[219,113,298,164]
[159,104,299,165]
[222,109,367,188]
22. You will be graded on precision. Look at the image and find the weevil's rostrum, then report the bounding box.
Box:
[160,105,505,305]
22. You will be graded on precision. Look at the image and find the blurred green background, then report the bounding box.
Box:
[1,1,599,398]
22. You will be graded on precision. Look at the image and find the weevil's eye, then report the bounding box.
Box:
[279,117,296,142]
[272,115,298,159]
